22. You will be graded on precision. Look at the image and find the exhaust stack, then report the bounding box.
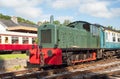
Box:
[50,15,54,24]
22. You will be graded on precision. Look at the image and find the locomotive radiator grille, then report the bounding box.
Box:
[41,29,52,43]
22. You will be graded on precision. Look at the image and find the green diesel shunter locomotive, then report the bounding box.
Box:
[34,21,101,65]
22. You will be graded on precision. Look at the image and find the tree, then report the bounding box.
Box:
[0,13,35,25]
[0,13,11,20]
[17,17,35,25]
[53,20,60,25]
[42,20,61,25]
[42,21,49,24]
[63,20,71,26]
[107,26,113,29]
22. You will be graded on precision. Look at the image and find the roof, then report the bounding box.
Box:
[67,21,90,26]
[0,19,38,33]
[93,24,120,33]
[0,19,18,27]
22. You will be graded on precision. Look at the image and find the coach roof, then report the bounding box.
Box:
[0,18,38,33]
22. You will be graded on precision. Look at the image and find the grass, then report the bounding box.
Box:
[14,65,22,70]
[0,54,27,60]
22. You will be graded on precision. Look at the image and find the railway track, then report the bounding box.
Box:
[0,58,120,79]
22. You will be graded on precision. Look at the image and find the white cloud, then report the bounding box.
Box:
[49,0,120,18]
[51,0,80,9]
[38,15,74,23]
[0,0,43,19]
[0,0,22,8]
[79,0,112,18]
[15,7,42,19]
[111,8,120,17]
[38,14,51,22]
[0,0,120,21]
[78,0,120,18]
[0,0,43,8]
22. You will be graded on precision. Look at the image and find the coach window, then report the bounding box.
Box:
[118,34,120,42]
[0,36,1,43]
[32,38,36,44]
[0,36,2,44]
[12,36,18,44]
[23,37,28,44]
[118,38,120,42]
[112,33,116,42]
[105,32,108,41]
[5,37,9,44]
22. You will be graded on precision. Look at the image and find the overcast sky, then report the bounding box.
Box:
[0,0,120,29]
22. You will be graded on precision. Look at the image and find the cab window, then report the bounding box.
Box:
[83,23,90,32]
[90,25,98,36]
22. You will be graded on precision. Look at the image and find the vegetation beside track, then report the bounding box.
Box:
[0,54,27,60]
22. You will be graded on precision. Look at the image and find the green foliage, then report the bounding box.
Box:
[17,17,35,25]
[107,26,113,29]
[14,65,22,70]
[107,25,117,30]
[0,13,35,25]
[42,20,61,25]
[63,19,71,26]
[42,19,71,26]
[42,21,50,24]
[0,13,11,20]
[35,38,38,44]
[0,54,27,60]
[53,20,60,25]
